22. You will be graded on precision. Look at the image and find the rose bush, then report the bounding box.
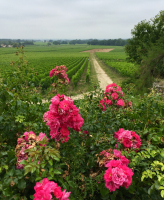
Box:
[99,83,132,111]
[43,94,84,143]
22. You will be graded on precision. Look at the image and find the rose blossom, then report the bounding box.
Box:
[43,94,84,143]
[116,99,125,107]
[34,178,71,200]
[114,128,141,150]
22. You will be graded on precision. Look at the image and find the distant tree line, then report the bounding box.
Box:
[69,39,89,45]
[52,40,68,45]
[87,38,128,46]
[0,38,128,47]
[50,39,128,46]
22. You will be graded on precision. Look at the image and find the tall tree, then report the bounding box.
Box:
[125,10,164,65]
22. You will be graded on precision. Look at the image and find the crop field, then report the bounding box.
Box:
[0,45,92,94]
[96,47,139,77]
[0,44,135,95]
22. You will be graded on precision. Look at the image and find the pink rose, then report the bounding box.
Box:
[112,92,119,100]
[116,99,125,107]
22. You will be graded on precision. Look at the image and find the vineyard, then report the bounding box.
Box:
[0,45,94,95]
[0,45,133,94]
[96,48,140,78]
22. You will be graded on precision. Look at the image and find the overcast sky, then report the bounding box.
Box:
[0,0,163,40]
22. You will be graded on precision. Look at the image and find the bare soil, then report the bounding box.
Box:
[82,49,113,53]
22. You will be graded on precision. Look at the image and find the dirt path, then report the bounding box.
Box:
[92,54,113,90]
[82,49,113,53]
[70,53,113,100]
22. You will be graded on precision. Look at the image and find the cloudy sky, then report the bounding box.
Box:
[0,0,163,40]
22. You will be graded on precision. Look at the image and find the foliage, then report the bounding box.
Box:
[125,10,164,65]
[86,60,91,83]
[72,58,88,86]
[87,38,128,46]
[124,10,164,92]
[1,47,164,199]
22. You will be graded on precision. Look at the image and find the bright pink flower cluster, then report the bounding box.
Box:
[102,149,134,192]
[114,128,141,150]
[15,131,49,169]
[34,178,71,200]
[50,65,69,85]
[99,149,129,168]
[104,160,134,192]
[43,94,84,143]
[99,83,132,111]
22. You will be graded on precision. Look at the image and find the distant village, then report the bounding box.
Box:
[1,44,13,48]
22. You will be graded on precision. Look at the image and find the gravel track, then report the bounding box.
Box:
[70,54,113,100]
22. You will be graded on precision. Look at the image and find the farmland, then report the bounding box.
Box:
[0,44,131,97]
[95,47,140,78]
[0,44,91,96]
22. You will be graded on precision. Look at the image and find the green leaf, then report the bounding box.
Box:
[53,157,60,161]
[68,181,75,188]
[30,195,34,200]
[35,177,42,182]
[31,166,37,173]
[100,184,109,197]
[160,151,164,158]
[53,170,61,175]
[161,190,164,198]
[48,160,53,166]
[0,116,3,121]
[62,182,69,190]
[42,170,47,177]
[18,179,26,190]
[24,167,31,175]
[148,185,154,195]
[20,160,27,165]
[15,170,24,179]
[41,163,46,168]
[7,169,14,177]
[49,171,54,177]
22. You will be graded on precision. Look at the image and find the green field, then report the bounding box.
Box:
[96,47,139,77]
[0,44,137,95]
